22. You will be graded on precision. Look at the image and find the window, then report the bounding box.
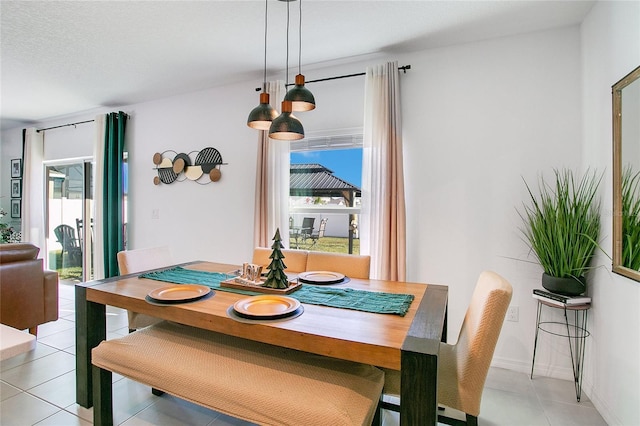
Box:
[289,130,362,254]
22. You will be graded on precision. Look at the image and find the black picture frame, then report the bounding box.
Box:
[11,199,21,218]
[11,179,21,198]
[10,158,22,178]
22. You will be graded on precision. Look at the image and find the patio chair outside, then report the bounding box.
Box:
[309,218,328,248]
[300,217,315,244]
[53,224,82,267]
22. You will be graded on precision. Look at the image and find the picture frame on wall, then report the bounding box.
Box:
[11,199,21,218]
[10,158,22,178]
[11,179,21,198]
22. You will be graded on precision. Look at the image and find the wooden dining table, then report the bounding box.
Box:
[75,261,448,425]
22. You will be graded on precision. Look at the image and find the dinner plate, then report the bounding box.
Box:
[148,284,211,303]
[297,271,346,284]
[233,295,301,319]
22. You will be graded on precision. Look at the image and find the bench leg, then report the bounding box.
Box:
[372,396,383,426]
[92,365,113,426]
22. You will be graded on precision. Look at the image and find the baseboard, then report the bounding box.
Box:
[491,356,575,382]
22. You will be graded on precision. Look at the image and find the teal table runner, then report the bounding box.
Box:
[140,266,414,316]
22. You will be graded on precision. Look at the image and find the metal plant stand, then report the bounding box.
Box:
[531,299,590,402]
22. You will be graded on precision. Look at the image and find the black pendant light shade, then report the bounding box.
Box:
[248,0,276,131]
[284,74,315,111]
[269,100,304,140]
[247,92,278,130]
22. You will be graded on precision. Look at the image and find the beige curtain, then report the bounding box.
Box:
[93,114,106,279]
[253,80,290,248]
[21,128,45,255]
[361,61,406,281]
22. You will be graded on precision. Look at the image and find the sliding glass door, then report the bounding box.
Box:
[45,160,93,282]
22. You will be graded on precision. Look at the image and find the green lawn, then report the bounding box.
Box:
[49,250,83,281]
[292,236,359,254]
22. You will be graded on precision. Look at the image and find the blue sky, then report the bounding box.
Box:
[291,148,362,188]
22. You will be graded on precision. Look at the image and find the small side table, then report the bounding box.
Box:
[530,298,590,402]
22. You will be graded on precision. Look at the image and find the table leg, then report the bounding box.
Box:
[75,285,106,408]
[400,284,448,425]
[401,344,438,424]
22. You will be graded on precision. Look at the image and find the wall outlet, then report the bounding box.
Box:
[507,306,519,322]
[152,208,160,219]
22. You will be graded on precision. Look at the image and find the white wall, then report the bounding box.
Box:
[400,27,584,373]
[581,2,640,425]
[0,127,23,230]
[1,10,637,423]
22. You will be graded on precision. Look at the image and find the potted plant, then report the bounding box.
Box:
[519,168,602,296]
[622,165,640,270]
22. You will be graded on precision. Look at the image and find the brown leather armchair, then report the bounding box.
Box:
[0,243,59,336]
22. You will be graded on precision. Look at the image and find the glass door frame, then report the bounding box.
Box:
[44,157,93,282]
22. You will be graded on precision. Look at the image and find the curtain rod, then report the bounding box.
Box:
[255,64,411,91]
[37,119,95,133]
[36,113,130,133]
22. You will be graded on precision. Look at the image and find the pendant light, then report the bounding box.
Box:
[284,0,315,111]
[247,0,278,130]
[269,0,304,140]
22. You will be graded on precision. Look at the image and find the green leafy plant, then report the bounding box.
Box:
[0,208,16,243]
[519,168,602,279]
[622,165,640,271]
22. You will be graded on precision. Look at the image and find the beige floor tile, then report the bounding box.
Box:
[0,392,60,426]
[0,381,22,401]
[0,342,58,373]
[1,351,75,390]
[33,409,91,426]
[29,370,77,409]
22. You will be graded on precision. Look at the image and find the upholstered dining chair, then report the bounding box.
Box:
[306,252,371,279]
[252,247,308,272]
[380,270,513,426]
[116,246,173,332]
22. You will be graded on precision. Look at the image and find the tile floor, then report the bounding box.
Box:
[0,282,608,426]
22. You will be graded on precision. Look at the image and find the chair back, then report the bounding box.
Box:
[317,218,328,238]
[252,247,308,272]
[116,246,173,275]
[301,217,315,237]
[117,246,173,331]
[54,225,79,251]
[442,270,513,416]
[306,252,371,279]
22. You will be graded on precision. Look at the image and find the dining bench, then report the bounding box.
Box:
[91,320,384,426]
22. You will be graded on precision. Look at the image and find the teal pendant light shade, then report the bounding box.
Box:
[247,92,278,130]
[284,74,315,111]
[269,100,304,140]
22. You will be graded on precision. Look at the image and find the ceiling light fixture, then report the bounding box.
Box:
[269,0,304,141]
[247,0,278,130]
[283,0,315,111]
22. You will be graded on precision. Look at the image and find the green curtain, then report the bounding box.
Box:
[102,111,127,277]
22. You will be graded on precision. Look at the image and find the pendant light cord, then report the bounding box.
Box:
[298,0,302,75]
[262,0,268,93]
[286,0,290,86]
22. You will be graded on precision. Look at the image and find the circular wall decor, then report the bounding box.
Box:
[152,147,226,185]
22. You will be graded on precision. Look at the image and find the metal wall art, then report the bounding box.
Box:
[152,147,226,185]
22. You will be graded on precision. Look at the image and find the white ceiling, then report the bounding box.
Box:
[0,0,595,131]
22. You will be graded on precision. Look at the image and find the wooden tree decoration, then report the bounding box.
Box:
[263,228,290,289]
